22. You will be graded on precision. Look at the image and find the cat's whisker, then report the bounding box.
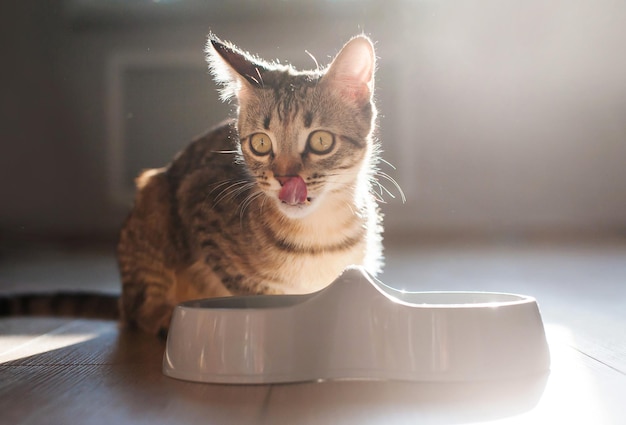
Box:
[378,157,398,170]
[226,184,258,207]
[213,180,255,205]
[341,200,358,217]
[203,180,255,215]
[211,180,255,217]
[369,183,387,204]
[372,171,406,203]
[255,67,265,88]
[305,50,320,71]
[259,194,269,214]
[379,184,396,200]
[245,194,264,218]
[237,191,264,225]
[211,150,240,155]
[371,178,391,202]
[318,174,391,204]
[200,180,238,213]
[248,75,261,87]
[208,179,242,195]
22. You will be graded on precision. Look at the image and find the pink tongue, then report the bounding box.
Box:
[278,176,308,205]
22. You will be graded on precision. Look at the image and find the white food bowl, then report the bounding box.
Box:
[163,267,550,384]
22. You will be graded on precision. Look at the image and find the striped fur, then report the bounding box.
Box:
[118,34,384,335]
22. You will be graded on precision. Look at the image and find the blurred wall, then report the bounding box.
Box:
[1,0,625,245]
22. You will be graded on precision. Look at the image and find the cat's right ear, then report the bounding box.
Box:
[322,35,376,104]
[206,33,267,102]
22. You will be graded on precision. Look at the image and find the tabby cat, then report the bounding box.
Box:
[117,34,387,335]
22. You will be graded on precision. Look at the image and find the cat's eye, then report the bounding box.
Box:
[249,133,272,156]
[307,130,335,155]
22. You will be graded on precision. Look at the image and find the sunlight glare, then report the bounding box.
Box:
[0,328,98,364]
[496,323,610,424]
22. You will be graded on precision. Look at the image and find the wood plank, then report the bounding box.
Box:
[0,318,114,364]
[0,318,72,359]
[0,318,270,425]
[0,364,270,425]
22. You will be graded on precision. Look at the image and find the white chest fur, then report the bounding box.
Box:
[268,241,367,294]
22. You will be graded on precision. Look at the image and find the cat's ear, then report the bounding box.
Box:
[206,33,268,102]
[322,35,376,103]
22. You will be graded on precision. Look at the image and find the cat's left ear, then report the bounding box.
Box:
[322,35,376,103]
[206,33,268,102]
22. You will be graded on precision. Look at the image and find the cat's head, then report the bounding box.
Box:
[206,34,377,219]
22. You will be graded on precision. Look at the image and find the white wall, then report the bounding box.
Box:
[387,0,626,236]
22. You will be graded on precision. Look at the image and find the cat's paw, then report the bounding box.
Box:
[136,303,173,337]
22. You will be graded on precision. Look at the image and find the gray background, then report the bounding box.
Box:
[2,0,625,247]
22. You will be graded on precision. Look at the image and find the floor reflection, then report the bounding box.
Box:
[260,373,549,424]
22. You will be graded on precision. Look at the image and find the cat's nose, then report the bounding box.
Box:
[272,157,302,181]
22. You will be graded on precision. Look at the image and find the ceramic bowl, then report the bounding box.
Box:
[163,267,550,384]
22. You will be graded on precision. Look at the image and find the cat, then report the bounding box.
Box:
[117,33,390,336]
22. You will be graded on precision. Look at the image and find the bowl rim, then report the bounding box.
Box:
[177,288,537,312]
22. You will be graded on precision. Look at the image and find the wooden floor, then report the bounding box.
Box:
[1,241,625,424]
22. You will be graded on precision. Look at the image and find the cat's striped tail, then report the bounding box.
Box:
[0,292,119,320]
